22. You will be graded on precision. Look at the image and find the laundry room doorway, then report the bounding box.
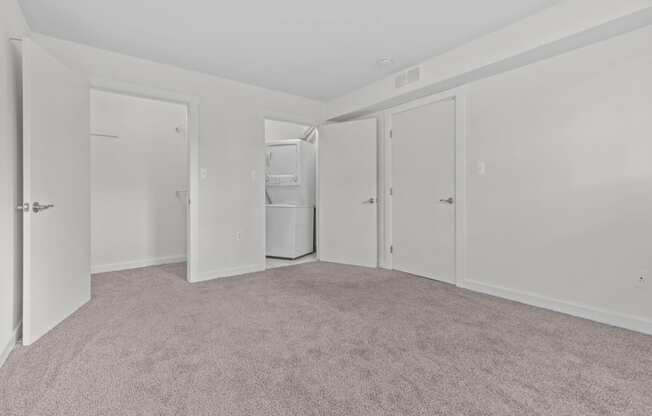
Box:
[263,118,318,270]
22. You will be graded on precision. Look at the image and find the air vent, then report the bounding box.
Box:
[395,66,421,89]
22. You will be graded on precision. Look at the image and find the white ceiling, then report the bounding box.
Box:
[19,0,558,100]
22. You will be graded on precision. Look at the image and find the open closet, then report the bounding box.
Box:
[264,119,317,269]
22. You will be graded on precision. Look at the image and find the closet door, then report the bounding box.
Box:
[22,39,91,345]
[391,98,456,283]
[318,119,377,268]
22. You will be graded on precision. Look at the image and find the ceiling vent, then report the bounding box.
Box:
[395,66,421,89]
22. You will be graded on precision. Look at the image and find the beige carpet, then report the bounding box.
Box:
[1,262,651,416]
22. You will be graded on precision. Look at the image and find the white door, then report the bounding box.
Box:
[318,119,377,268]
[22,39,91,345]
[391,98,456,283]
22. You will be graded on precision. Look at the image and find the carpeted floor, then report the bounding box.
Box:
[1,262,651,416]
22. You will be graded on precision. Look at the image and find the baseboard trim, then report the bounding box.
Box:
[460,279,652,336]
[192,263,265,283]
[92,255,186,274]
[1,322,22,369]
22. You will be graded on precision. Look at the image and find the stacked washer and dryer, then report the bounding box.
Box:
[265,139,316,259]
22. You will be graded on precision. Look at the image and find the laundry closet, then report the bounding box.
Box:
[264,119,317,267]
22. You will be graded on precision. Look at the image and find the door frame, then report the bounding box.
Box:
[262,113,321,267]
[385,89,467,286]
[90,78,201,283]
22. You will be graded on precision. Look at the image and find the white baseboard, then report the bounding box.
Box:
[1,322,22,369]
[92,255,186,274]
[460,279,652,336]
[192,263,265,283]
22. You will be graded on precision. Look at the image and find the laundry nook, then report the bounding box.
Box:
[264,120,316,263]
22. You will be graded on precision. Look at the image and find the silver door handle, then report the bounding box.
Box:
[33,202,54,213]
[440,197,454,204]
[363,197,376,204]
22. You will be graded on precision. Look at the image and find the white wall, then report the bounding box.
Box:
[30,33,324,281]
[264,119,311,142]
[463,25,652,329]
[90,90,188,272]
[0,0,28,365]
[361,25,652,333]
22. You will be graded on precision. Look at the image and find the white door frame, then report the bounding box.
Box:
[90,78,201,283]
[385,89,467,286]
[262,113,321,267]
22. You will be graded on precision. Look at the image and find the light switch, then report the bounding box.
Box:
[200,168,207,179]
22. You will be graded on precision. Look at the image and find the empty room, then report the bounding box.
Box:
[1,1,651,415]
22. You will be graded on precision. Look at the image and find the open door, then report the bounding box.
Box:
[318,119,377,268]
[22,39,91,345]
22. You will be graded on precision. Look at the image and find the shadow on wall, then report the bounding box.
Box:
[10,38,24,340]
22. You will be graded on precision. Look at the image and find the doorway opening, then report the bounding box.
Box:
[264,118,318,270]
[89,89,189,279]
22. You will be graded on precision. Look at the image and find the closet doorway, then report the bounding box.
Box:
[90,89,190,278]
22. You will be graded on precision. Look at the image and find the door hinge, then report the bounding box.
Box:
[389,187,393,196]
[390,245,394,254]
[389,129,393,138]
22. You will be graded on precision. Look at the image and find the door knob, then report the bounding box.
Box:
[32,202,54,213]
[440,197,454,204]
[363,197,376,204]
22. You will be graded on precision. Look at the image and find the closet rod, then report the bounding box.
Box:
[90,133,119,139]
